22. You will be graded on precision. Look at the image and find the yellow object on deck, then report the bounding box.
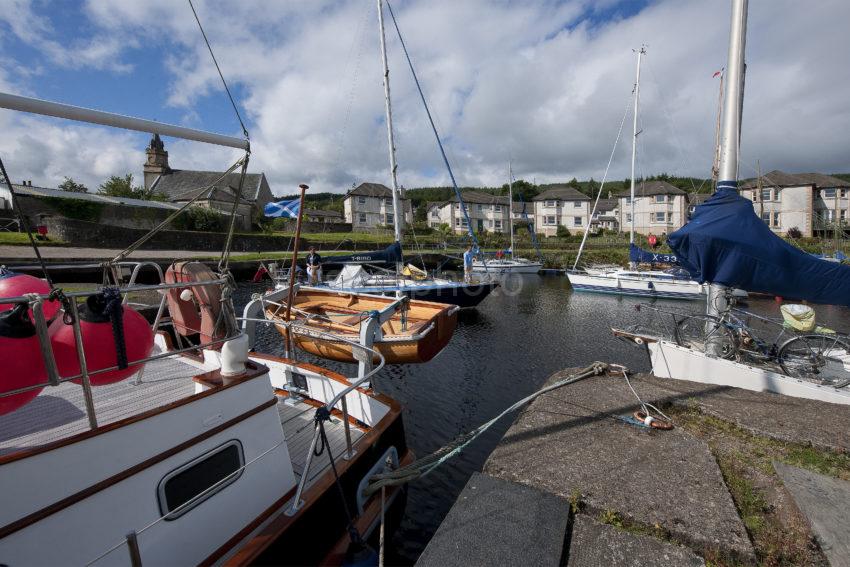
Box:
[402,264,428,280]
[780,304,816,332]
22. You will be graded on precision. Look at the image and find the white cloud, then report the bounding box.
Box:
[0,0,848,195]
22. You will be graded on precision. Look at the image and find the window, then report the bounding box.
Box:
[823,188,837,199]
[574,201,582,208]
[494,205,502,213]
[654,212,666,222]
[544,215,557,225]
[626,213,632,223]
[773,212,781,227]
[624,197,632,204]
[477,204,484,212]
[431,208,439,218]
[573,216,582,226]
[385,213,394,224]
[158,441,244,520]
[455,217,468,228]
[761,188,772,202]
[842,209,847,221]
[494,219,502,230]
[760,211,771,224]
[544,200,557,207]
[358,213,367,224]
[655,195,666,203]
[357,196,366,205]
[775,188,782,202]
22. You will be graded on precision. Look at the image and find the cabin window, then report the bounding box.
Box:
[357,196,366,205]
[158,440,244,520]
[573,216,582,226]
[823,188,837,199]
[544,200,557,207]
[358,213,367,224]
[655,195,666,203]
[385,213,394,224]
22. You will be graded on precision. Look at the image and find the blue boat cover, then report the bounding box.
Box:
[325,241,403,265]
[668,188,850,305]
[629,243,678,265]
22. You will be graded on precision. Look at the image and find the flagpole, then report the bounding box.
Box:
[284,184,308,357]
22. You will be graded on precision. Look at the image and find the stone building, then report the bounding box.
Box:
[427,191,511,234]
[616,181,687,236]
[143,134,274,231]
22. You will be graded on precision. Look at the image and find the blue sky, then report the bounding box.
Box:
[0,0,848,195]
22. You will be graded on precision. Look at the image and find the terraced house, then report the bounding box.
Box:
[342,182,412,229]
[616,180,687,236]
[532,185,591,237]
[738,171,850,237]
[427,191,512,234]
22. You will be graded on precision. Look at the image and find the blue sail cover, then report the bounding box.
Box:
[326,241,403,265]
[668,188,850,305]
[629,243,678,265]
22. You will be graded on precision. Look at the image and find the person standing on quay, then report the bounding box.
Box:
[306,246,322,285]
[463,244,474,283]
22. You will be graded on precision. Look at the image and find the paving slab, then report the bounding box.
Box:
[415,472,570,567]
[567,515,705,567]
[484,369,754,561]
[634,372,850,453]
[774,462,850,567]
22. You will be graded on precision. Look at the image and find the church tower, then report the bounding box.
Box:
[143,133,170,190]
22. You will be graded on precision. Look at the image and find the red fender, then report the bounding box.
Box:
[165,262,225,346]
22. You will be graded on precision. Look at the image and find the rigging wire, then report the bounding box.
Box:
[334,2,372,168]
[187,0,250,141]
[384,0,480,252]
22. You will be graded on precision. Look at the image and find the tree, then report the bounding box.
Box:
[556,225,571,238]
[787,226,802,239]
[98,173,166,201]
[58,177,88,193]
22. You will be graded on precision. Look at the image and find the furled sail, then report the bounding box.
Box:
[327,241,403,265]
[628,243,678,265]
[668,189,850,306]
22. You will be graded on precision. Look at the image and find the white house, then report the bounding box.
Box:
[591,198,619,232]
[343,182,412,229]
[616,181,687,236]
[738,170,850,237]
[531,185,591,237]
[427,191,512,234]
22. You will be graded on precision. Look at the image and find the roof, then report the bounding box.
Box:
[346,182,394,198]
[594,198,618,212]
[532,185,591,201]
[615,180,685,197]
[10,184,180,210]
[738,170,850,190]
[450,191,509,205]
[304,208,343,218]
[150,170,263,203]
[795,173,850,189]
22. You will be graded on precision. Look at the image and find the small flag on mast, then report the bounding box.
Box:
[264,199,301,218]
[712,70,722,78]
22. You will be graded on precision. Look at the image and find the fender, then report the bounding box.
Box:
[165,262,224,346]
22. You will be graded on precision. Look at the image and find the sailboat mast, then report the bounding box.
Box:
[508,161,515,255]
[707,0,748,332]
[377,0,404,265]
[629,46,645,246]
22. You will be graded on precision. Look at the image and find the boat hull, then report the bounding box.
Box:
[266,289,458,364]
[471,261,542,274]
[567,271,704,300]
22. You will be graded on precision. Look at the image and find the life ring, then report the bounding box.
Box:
[633,410,674,430]
[165,262,224,346]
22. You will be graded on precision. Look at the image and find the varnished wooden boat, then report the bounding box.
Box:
[264,287,458,364]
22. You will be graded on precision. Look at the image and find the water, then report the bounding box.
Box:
[236,275,850,564]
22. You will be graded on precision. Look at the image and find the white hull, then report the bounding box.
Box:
[567,269,704,300]
[648,340,850,405]
[471,259,542,274]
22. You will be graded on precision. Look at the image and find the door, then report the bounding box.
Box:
[477,219,484,232]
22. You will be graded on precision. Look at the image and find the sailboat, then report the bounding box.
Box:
[321,0,498,308]
[613,0,850,405]
[566,46,706,300]
[471,163,543,274]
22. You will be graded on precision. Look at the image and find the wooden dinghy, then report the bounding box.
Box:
[265,288,458,364]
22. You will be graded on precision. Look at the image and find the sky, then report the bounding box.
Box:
[0,0,848,197]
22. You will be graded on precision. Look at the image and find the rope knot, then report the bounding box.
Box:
[314,406,332,424]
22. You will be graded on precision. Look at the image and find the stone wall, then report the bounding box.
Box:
[39,216,298,252]
[17,194,174,231]
[272,219,352,233]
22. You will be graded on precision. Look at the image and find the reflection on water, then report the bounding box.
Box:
[236,275,850,564]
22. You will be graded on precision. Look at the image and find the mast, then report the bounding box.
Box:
[377,0,404,274]
[711,69,725,186]
[508,161,515,256]
[629,46,646,247]
[707,0,748,340]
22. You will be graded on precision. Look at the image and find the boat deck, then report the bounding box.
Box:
[0,355,199,457]
[277,395,365,486]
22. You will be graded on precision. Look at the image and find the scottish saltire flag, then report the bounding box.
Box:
[264,199,300,218]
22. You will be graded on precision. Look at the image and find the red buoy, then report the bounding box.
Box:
[0,269,60,321]
[51,291,154,386]
[0,303,46,415]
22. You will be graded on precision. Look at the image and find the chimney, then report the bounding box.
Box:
[143,133,170,191]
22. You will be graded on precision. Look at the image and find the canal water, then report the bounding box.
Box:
[238,274,850,564]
